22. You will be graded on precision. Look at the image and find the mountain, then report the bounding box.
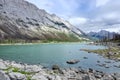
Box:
[0,0,86,42]
[105,27,120,34]
[87,30,118,40]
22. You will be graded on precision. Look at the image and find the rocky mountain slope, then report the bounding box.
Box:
[0,0,86,42]
[87,30,118,40]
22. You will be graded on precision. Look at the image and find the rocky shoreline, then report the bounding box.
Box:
[0,59,120,80]
[82,42,120,62]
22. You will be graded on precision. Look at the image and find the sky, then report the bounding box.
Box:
[26,0,120,33]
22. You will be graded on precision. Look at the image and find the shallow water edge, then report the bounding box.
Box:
[0,58,120,80]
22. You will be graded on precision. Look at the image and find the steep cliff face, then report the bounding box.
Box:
[0,0,85,42]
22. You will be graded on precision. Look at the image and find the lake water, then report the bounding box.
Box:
[0,43,120,73]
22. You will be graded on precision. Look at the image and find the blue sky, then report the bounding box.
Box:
[26,0,120,33]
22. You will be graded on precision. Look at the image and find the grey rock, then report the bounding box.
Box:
[66,59,80,64]
[32,75,48,80]
[52,64,60,70]
[55,75,62,80]
[102,74,114,80]
[8,72,26,80]
[97,63,109,68]
[0,61,7,69]
[97,60,100,63]
[63,69,77,79]
[82,74,90,80]
[94,72,103,78]
[79,68,87,74]
[83,57,88,59]
[70,68,80,74]
[113,73,120,80]
[0,59,120,80]
[104,61,111,63]
[24,65,42,72]
[89,73,96,80]
[114,65,120,68]
[0,70,10,80]
[10,62,25,70]
[88,68,94,73]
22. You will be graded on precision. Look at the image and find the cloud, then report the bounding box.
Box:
[96,0,109,7]
[26,0,120,33]
[26,0,96,18]
[78,0,120,32]
[105,26,120,33]
[69,17,88,25]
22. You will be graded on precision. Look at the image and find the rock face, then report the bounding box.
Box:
[0,0,86,42]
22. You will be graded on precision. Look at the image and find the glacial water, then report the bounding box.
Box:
[0,43,120,73]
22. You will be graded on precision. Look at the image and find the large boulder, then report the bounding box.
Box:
[66,59,80,64]
[0,70,10,80]
[24,65,42,73]
[0,61,7,69]
[102,74,114,80]
[31,74,48,80]
[8,72,26,80]
[10,61,25,70]
[113,73,120,80]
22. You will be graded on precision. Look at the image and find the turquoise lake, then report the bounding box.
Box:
[0,43,120,73]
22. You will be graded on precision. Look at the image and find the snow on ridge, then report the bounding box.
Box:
[105,27,120,34]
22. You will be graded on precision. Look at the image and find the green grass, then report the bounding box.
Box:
[3,66,35,75]
[0,31,89,44]
[12,67,20,72]
[26,76,32,80]
[3,66,36,80]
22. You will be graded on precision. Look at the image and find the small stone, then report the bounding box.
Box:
[89,73,96,80]
[55,75,61,80]
[88,51,91,53]
[104,61,111,63]
[52,64,60,70]
[83,57,88,59]
[97,60,100,63]
[114,65,120,68]
[82,74,90,80]
[89,68,93,73]
[79,69,86,74]
[94,72,103,78]
[113,73,120,80]
[102,74,114,80]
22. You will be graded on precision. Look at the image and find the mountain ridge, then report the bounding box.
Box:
[0,0,86,42]
[87,30,119,40]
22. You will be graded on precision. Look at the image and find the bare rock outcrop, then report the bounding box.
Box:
[0,0,86,41]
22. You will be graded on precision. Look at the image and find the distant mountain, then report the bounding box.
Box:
[0,0,86,42]
[87,30,118,40]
